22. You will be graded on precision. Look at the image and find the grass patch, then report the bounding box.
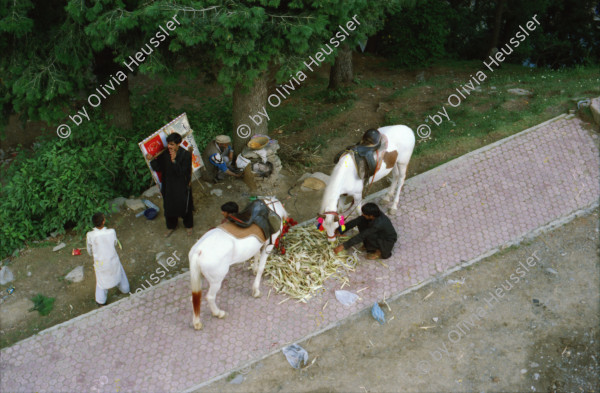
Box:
[29,294,55,316]
[385,61,599,175]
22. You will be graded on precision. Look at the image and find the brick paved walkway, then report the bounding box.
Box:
[1,115,598,393]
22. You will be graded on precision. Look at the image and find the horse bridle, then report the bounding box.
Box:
[317,211,340,239]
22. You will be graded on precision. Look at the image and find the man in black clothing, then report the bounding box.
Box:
[146,133,194,237]
[333,203,397,260]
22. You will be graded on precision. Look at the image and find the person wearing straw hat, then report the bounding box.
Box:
[201,134,241,183]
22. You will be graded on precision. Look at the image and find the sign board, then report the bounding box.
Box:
[138,113,204,188]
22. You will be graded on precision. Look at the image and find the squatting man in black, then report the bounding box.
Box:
[333,203,398,260]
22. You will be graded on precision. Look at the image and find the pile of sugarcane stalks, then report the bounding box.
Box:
[263,225,360,302]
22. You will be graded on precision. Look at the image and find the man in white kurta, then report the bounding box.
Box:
[86,214,130,305]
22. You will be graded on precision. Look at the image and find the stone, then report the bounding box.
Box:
[142,186,161,198]
[507,88,532,96]
[229,374,244,384]
[301,172,330,190]
[50,230,61,238]
[545,268,558,275]
[125,199,146,211]
[65,266,84,283]
[210,189,223,197]
[110,197,128,212]
[53,242,66,252]
[302,177,326,191]
[0,266,14,285]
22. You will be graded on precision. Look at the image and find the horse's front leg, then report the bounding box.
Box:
[383,165,400,204]
[252,244,272,298]
[390,162,408,214]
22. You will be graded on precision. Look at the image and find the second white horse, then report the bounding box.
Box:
[189,197,287,330]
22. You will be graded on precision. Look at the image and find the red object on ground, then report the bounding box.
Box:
[72,249,81,256]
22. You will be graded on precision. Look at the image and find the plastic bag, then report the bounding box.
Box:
[371,302,386,324]
[282,344,308,369]
[335,290,359,306]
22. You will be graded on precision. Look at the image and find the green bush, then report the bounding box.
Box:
[1,83,233,259]
[0,120,151,258]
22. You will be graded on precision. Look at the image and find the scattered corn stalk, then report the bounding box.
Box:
[260,226,359,302]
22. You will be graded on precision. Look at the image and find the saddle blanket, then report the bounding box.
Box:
[217,222,267,243]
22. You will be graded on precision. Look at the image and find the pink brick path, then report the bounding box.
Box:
[1,115,598,393]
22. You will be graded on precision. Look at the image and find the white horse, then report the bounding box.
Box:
[189,197,287,330]
[319,125,415,241]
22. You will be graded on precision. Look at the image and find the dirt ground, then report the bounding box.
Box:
[196,210,600,393]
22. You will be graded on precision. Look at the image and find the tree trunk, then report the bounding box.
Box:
[232,72,268,153]
[102,80,133,130]
[487,0,507,57]
[93,49,133,130]
[328,43,353,90]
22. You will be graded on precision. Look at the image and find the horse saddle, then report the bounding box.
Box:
[334,131,388,183]
[227,199,281,242]
[217,222,266,243]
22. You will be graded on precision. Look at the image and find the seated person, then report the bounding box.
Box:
[201,135,241,182]
[333,203,398,260]
[220,201,239,224]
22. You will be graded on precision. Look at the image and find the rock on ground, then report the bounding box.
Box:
[110,197,128,212]
[142,186,161,198]
[125,199,146,211]
[64,266,84,283]
[300,172,331,191]
[0,266,14,285]
[52,243,66,252]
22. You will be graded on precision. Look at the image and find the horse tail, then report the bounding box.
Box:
[190,248,203,328]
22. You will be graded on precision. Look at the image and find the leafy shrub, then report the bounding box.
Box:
[0,120,151,258]
[1,82,233,258]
